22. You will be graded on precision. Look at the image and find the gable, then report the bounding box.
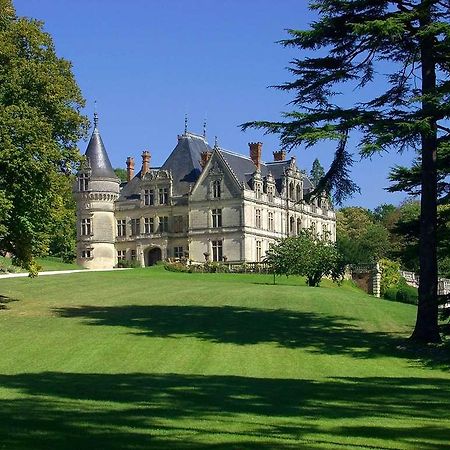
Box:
[190,151,242,201]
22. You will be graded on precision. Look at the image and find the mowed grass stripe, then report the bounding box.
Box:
[0,266,449,449]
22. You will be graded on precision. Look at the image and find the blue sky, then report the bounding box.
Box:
[15,0,416,209]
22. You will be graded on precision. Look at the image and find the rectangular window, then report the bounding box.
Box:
[131,218,140,236]
[174,246,184,258]
[173,216,183,233]
[144,217,154,234]
[131,250,136,260]
[267,187,274,202]
[78,173,89,191]
[117,250,126,260]
[212,209,222,228]
[159,216,169,232]
[212,180,221,198]
[268,212,274,231]
[81,218,92,236]
[255,185,262,200]
[255,209,261,228]
[143,189,154,206]
[159,187,168,205]
[81,250,91,258]
[117,219,126,237]
[212,240,223,262]
[256,241,262,262]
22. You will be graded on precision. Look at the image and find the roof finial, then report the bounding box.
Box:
[93,100,98,128]
[214,136,218,149]
[184,113,188,135]
[203,118,207,139]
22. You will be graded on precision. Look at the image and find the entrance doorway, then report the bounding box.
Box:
[146,247,162,266]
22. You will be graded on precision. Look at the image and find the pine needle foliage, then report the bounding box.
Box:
[243,0,450,343]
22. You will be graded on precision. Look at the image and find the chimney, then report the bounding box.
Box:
[141,150,151,176]
[126,157,135,181]
[249,142,262,169]
[273,150,286,161]
[200,151,212,169]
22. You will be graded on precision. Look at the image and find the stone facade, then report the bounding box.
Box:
[74,122,336,269]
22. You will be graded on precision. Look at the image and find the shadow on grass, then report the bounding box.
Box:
[0,294,18,311]
[54,304,450,367]
[0,372,449,449]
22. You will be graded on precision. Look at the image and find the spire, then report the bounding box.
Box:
[214,136,218,149]
[84,107,117,180]
[203,119,207,139]
[93,100,98,128]
[184,114,188,135]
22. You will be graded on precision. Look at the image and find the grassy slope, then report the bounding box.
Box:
[0,267,448,449]
[0,256,82,272]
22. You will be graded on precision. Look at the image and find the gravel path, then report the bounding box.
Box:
[0,268,130,279]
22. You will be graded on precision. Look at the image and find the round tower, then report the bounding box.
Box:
[74,113,120,269]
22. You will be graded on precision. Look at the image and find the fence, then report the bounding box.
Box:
[400,270,450,295]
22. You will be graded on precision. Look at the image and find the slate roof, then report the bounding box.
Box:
[117,132,313,201]
[85,125,117,179]
[161,133,212,196]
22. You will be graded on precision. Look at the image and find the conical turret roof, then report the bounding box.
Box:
[84,114,117,179]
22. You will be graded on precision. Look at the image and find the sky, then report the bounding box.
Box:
[14,0,417,209]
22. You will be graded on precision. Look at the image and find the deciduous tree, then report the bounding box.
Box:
[265,230,343,287]
[0,0,87,274]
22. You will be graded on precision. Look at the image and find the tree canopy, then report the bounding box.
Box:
[0,0,87,275]
[243,0,450,343]
[265,230,343,287]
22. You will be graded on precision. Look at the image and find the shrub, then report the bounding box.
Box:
[395,279,418,305]
[379,258,401,295]
[164,261,190,273]
[384,287,398,302]
[117,259,141,268]
[203,262,229,273]
[383,277,418,305]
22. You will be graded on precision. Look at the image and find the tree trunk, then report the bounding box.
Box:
[411,1,441,343]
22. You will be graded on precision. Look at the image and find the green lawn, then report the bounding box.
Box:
[0,267,448,449]
[0,256,82,273]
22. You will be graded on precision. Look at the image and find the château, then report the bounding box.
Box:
[74,115,336,269]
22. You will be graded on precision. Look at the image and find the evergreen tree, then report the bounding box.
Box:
[0,1,87,275]
[310,158,325,187]
[243,0,450,343]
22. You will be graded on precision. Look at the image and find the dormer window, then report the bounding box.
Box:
[212,180,221,198]
[267,187,274,202]
[143,189,154,206]
[255,184,262,200]
[289,182,295,200]
[79,173,89,191]
[159,187,168,205]
[296,184,302,201]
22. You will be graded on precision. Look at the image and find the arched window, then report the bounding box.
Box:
[297,218,301,234]
[296,184,301,201]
